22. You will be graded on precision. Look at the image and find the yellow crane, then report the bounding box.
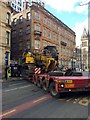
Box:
[21,46,59,80]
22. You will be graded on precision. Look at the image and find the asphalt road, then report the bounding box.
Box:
[1,78,90,119]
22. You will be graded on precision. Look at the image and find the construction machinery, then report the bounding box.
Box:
[21,46,90,97]
[21,46,59,80]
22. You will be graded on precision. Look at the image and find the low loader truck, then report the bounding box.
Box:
[22,46,90,97]
[33,73,89,97]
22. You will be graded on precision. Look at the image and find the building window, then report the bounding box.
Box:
[26,40,30,50]
[48,30,51,38]
[13,18,17,25]
[43,28,46,37]
[48,19,50,27]
[27,12,30,20]
[43,17,46,24]
[19,42,22,50]
[6,31,10,46]
[82,48,86,53]
[53,23,56,30]
[53,34,55,41]
[6,12,10,25]
[47,42,51,45]
[35,12,40,20]
[19,15,23,23]
[56,34,58,41]
[27,2,30,8]
[26,25,30,34]
[56,25,59,31]
[43,41,47,47]
[12,30,17,37]
[82,41,87,47]
[19,28,23,36]
[35,39,40,49]
[35,24,40,31]
[20,8,21,11]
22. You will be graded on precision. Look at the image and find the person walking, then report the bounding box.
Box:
[5,66,8,80]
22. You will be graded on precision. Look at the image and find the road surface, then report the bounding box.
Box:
[1,78,90,119]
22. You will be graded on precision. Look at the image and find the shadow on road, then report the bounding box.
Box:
[59,91,90,99]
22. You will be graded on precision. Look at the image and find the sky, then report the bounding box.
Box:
[31,0,89,47]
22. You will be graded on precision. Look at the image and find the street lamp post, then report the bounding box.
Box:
[71,50,76,70]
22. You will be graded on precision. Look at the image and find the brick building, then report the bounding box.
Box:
[0,2,12,78]
[11,2,76,67]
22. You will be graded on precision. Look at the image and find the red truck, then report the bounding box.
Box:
[21,46,90,97]
[33,71,90,97]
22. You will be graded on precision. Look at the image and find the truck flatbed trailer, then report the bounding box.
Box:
[33,73,90,97]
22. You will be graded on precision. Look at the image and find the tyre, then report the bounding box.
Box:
[49,82,59,98]
[33,75,37,85]
[37,77,42,88]
[42,79,48,92]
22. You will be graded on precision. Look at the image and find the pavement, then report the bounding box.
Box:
[0,77,22,83]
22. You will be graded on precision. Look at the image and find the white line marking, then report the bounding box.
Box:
[33,96,47,103]
[8,82,27,86]
[0,109,16,118]
[4,85,32,92]
[73,98,82,103]
[66,98,73,102]
[19,85,32,89]
[5,88,18,92]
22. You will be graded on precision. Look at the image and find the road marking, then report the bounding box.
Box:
[19,85,32,89]
[4,85,32,92]
[33,96,47,103]
[78,97,89,106]
[1,94,51,118]
[0,109,16,118]
[73,97,83,104]
[66,97,74,102]
[8,82,27,86]
[5,88,18,92]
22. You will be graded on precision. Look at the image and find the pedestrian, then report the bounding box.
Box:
[65,67,72,76]
[8,67,11,78]
[5,66,8,80]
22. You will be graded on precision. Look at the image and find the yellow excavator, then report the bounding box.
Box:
[21,46,59,80]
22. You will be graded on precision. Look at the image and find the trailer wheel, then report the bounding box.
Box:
[33,75,37,85]
[37,77,42,88]
[50,82,59,97]
[42,79,48,92]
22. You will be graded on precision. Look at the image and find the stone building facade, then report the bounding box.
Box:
[81,28,90,70]
[0,2,12,78]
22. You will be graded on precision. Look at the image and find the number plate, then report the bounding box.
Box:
[65,84,74,88]
[67,80,72,83]
[65,80,72,83]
